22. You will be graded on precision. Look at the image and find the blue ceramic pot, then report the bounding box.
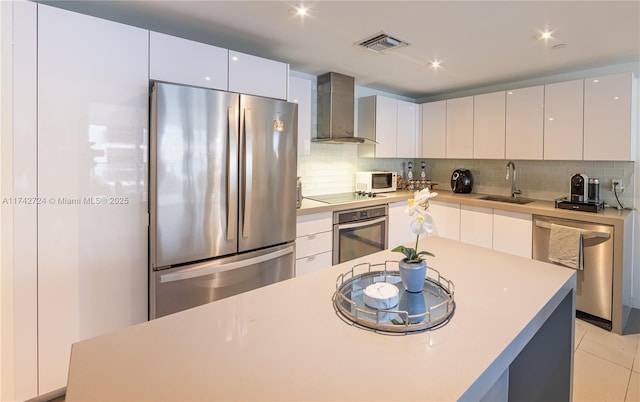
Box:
[398,258,426,293]
[399,291,427,324]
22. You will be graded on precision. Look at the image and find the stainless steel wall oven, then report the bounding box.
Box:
[333,205,388,265]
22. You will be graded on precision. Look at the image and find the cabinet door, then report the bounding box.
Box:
[584,72,636,161]
[421,101,446,158]
[460,205,493,249]
[388,201,415,248]
[296,212,332,237]
[296,251,332,277]
[295,231,332,259]
[375,96,398,158]
[506,86,544,159]
[229,50,288,100]
[288,76,312,156]
[446,96,474,158]
[396,100,418,158]
[428,200,460,241]
[37,5,149,393]
[149,31,228,90]
[474,91,505,159]
[493,210,532,258]
[544,80,584,160]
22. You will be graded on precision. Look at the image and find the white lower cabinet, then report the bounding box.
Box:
[428,200,461,241]
[388,201,415,248]
[460,205,493,249]
[37,5,149,394]
[493,210,532,258]
[295,212,333,276]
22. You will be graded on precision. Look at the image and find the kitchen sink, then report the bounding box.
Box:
[478,195,535,205]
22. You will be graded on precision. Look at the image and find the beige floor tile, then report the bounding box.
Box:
[634,341,640,373]
[627,371,640,402]
[573,349,630,402]
[578,324,639,369]
[575,319,589,350]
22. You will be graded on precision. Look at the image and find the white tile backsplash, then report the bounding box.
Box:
[298,152,635,209]
[297,143,359,196]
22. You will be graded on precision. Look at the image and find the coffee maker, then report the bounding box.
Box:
[570,173,588,202]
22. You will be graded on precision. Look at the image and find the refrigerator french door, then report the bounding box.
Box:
[150,82,297,318]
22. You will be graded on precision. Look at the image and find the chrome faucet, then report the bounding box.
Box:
[505,161,522,198]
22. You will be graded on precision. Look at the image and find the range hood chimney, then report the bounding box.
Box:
[314,72,364,144]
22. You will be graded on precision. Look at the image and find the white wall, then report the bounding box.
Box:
[634,74,640,309]
[0,0,5,397]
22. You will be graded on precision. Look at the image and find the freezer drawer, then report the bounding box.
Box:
[152,243,295,318]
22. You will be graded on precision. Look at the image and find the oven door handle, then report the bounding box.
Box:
[337,216,387,230]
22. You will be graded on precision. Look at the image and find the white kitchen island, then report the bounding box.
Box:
[65,237,576,401]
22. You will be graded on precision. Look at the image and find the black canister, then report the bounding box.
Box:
[588,178,600,203]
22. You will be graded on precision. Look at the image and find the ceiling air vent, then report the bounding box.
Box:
[357,32,409,53]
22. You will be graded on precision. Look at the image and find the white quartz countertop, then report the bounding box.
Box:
[299,189,632,228]
[65,237,576,401]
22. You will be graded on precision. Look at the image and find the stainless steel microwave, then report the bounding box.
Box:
[356,171,397,193]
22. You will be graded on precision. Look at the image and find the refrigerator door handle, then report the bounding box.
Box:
[227,106,238,241]
[242,108,253,239]
[158,245,294,283]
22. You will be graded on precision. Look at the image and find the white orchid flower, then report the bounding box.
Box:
[405,188,438,217]
[393,188,437,263]
[410,213,434,235]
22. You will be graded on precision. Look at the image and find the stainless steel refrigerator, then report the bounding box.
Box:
[150,82,297,318]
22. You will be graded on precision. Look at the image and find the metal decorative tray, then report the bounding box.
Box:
[333,261,455,334]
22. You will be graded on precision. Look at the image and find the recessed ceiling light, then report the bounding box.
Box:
[540,30,554,40]
[289,3,312,17]
[427,60,441,69]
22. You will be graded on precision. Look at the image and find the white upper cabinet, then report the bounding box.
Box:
[374,96,398,157]
[421,101,446,158]
[396,100,419,158]
[544,80,584,160]
[358,95,396,158]
[288,76,312,156]
[584,72,637,161]
[473,91,505,159]
[506,86,544,159]
[37,4,149,394]
[445,96,474,159]
[228,50,288,100]
[149,31,228,90]
[358,95,418,158]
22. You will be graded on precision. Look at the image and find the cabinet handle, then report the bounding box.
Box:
[306,255,316,262]
[307,234,317,240]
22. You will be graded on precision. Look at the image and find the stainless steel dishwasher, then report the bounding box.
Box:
[532,215,614,330]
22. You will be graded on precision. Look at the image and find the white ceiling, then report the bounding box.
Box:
[42,1,640,99]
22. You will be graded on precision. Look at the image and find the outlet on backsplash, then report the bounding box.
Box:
[611,178,624,192]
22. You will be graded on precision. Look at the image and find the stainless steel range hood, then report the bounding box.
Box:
[314,72,364,144]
